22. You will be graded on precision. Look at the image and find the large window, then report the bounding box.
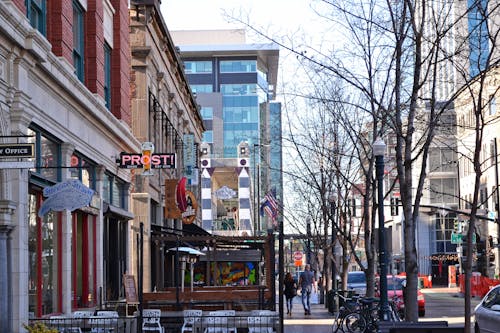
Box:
[28,193,61,316]
[429,178,457,204]
[220,60,257,73]
[70,153,96,190]
[104,43,112,109]
[184,61,212,73]
[428,148,456,173]
[26,0,46,35]
[203,130,213,143]
[73,0,85,82]
[468,0,489,77]
[28,128,61,183]
[190,84,213,93]
[72,213,96,308]
[200,107,213,120]
[103,173,127,209]
[434,213,457,253]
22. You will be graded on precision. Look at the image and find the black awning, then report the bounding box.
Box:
[182,222,211,236]
[103,202,134,220]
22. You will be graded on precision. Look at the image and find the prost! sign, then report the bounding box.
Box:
[117,142,176,172]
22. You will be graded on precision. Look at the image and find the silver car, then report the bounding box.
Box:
[347,271,366,296]
[474,284,500,333]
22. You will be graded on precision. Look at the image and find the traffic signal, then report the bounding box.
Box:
[453,219,459,232]
[390,197,399,216]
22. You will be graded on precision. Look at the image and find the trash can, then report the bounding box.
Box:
[327,290,336,313]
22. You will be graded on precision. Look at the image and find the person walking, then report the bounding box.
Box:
[284,272,297,316]
[299,264,316,315]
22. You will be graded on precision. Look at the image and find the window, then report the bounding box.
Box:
[70,153,97,190]
[28,192,61,316]
[434,213,457,253]
[104,43,112,109]
[73,0,85,82]
[203,130,213,143]
[220,60,257,73]
[28,128,61,183]
[72,212,96,308]
[220,84,257,95]
[468,0,489,77]
[26,0,46,35]
[184,61,212,73]
[429,178,457,204]
[103,173,127,209]
[428,148,457,173]
[200,107,213,120]
[490,96,497,116]
[190,84,213,93]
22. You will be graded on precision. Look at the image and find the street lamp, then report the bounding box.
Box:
[306,217,311,265]
[328,193,338,312]
[373,138,391,321]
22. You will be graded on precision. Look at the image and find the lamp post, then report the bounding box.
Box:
[373,138,390,321]
[306,217,311,265]
[328,193,338,311]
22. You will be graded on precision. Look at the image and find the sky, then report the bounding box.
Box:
[161,0,321,34]
[160,0,339,98]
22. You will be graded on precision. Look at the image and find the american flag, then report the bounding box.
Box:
[260,191,279,225]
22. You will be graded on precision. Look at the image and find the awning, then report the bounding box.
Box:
[167,246,205,256]
[103,202,135,220]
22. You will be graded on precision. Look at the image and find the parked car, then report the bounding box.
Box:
[376,275,426,317]
[474,284,500,333]
[347,271,367,296]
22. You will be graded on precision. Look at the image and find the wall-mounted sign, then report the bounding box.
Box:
[38,179,94,217]
[0,143,35,158]
[117,153,176,169]
[182,190,198,224]
[164,179,182,219]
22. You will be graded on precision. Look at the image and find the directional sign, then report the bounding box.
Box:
[451,232,463,244]
[0,143,34,158]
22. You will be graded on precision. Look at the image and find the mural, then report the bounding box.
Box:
[189,262,257,286]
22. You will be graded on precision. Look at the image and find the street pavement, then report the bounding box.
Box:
[282,286,482,333]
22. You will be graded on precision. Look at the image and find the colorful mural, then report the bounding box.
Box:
[189,262,257,286]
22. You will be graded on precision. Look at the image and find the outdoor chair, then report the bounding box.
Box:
[142,309,164,333]
[181,309,203,333]
[71,311,94,333]
[247,316,274,333]
[204,310,237,333]
[90,310,119,333]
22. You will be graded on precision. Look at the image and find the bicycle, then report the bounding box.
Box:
[332,292,361,333]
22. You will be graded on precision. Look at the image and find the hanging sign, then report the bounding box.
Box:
[38,179,94,217]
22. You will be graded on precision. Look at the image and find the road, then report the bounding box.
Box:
[282,287,482,332]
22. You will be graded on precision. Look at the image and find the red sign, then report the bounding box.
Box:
[294,251,303,261]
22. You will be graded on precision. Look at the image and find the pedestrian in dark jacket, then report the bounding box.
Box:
[284,272,297,316]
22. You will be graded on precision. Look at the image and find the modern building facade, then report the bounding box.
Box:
[171,30,281,235]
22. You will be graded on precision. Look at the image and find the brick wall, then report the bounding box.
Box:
[12,0,25,13]
[111,0,131,126]
[47,0,73,64]
[85,0,105,97]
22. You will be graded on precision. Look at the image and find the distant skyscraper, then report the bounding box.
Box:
[172,29,281,234]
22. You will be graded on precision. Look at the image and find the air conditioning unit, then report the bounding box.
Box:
[238,158,249,167]
[200,158,211,168]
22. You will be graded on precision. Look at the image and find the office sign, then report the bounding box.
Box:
[0,143,34,158]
